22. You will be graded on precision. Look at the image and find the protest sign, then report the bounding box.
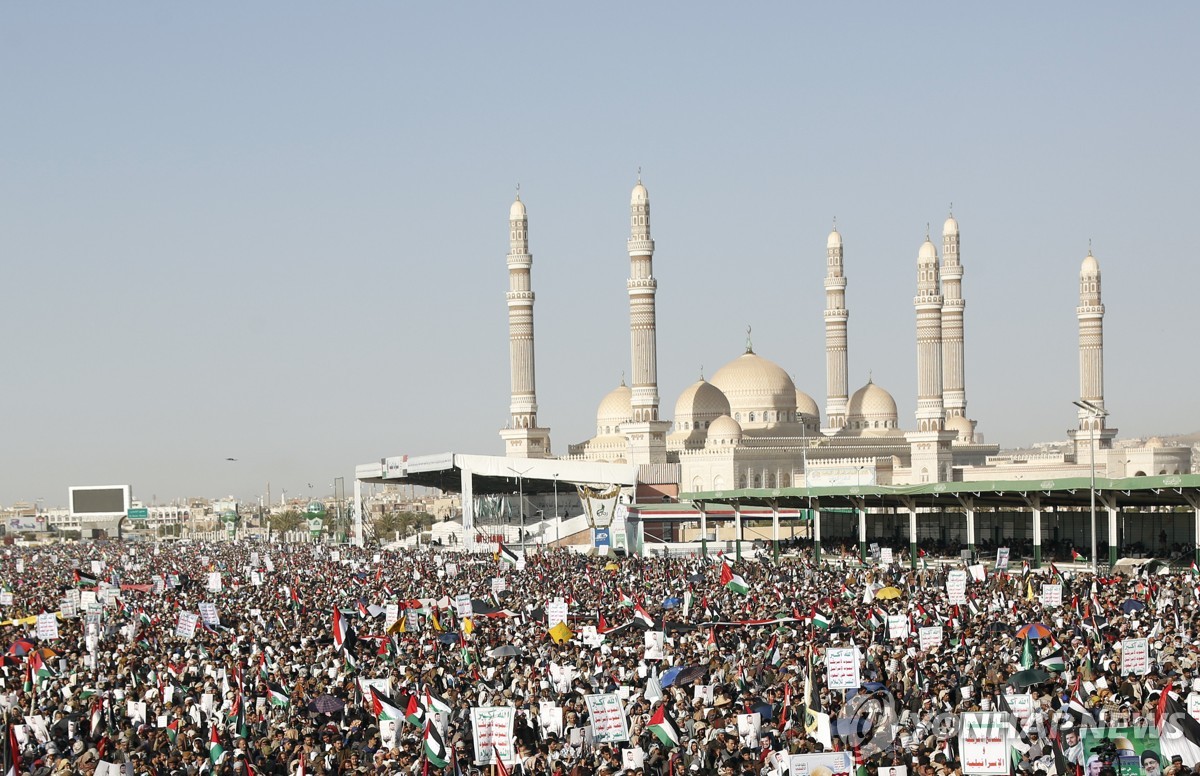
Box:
[583,693,629,743]
[946,570,968,605]
[175,611,199,640]
[919,626,944,651]
[959,712,1011,774]
[825,647,860,690]
[1119,638,1150,676]
[470,706,516,766]
[35,613,59,640]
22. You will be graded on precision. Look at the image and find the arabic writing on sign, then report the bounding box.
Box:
[584,694,629,743]
[1120,638,1150,676]
[825,647,861,690]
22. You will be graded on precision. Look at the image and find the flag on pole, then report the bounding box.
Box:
[405,693,426,727]
[1072,549,1086,563]
[496,543,520,565]
[810,607,831,630]
[332,606,347,652]
[632,604,656,630]
[719,562,750,595]
[370,687,404,721]
[424,720,449,768]
[493,745,510,776]
[266,682,291,708]
[208,724,226,765]
[647,705,682,750]
[5,722,21,776]
[1156,682,1200,765]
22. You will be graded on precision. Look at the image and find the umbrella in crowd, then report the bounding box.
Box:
[1016,622,1053,639]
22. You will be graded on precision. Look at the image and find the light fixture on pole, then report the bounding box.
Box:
[508,466,533,555]
[1073,399,1110,572]
[552,473,560,547]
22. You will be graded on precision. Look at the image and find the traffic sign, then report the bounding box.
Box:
[127,508,149,520]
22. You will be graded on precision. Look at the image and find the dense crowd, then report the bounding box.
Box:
[0,538,1198,776]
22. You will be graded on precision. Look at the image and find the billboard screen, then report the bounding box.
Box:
[69,486,131,517]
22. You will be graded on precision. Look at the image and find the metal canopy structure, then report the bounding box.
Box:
[682,474,1200,569]
[684,474,1200,511]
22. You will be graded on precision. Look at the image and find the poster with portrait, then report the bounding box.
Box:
[1078,726,1173,776]
[788,752,855,776]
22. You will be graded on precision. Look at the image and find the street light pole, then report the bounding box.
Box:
[552,474,560,547]
[1074,399,1109,572]
[508,466,533,556]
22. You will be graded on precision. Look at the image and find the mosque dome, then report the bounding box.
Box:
[674,379,731,422]
[709,351,798,425]
[943,214,959,236]
[946,415,974,442]
[1081,252,1099,274]
[707,415,743,446]
[827,228,842,249]
[919,239,938,261]
[846,379,899,434]
[795,389,820,420]
[510,197,526,219]
[595,383,631,433]
[631,181,649,205]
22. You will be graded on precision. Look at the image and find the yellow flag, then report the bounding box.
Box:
[462,617,475,635]
[1026,580,1035,602]
[430,611,442,632]
[548,621,573,644]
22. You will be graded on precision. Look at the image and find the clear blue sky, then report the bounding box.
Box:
[2,3,1197,507]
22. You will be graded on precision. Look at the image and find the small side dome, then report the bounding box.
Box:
[846,379,900,435]
[919,239,938,262]
[827,228,842,249]
[946,415,974,442]
[707,414,743,444]
[631,181,649,205]
[1081,251,1100,274]
[674,379,731,421]
[596,383,632,430]
[943,214,959,236]
[509,197,527,220]
[795,389,820,420]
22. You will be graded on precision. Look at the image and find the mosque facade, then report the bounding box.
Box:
[499,180,1191,489]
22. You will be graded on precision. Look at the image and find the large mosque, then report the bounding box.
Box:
[498,180,1191,490]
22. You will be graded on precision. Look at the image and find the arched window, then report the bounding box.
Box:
[749,412,756,422]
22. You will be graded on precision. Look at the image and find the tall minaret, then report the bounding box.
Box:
[1071,246,1116,457]
[940,210,967,421]
[623,174,669,465]
[498,191,551,458]
[906,229,955,484]
[823,221,849,433]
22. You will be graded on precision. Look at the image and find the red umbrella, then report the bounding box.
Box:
[6,640,36,656]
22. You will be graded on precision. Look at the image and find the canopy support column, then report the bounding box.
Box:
[900,497,917,570]
[957,495,976,561]
[1098,492,1119,568]
[813,506,822,565]
[854,497,867,563]
[734,504,742,563]
[1185,493,1200,568]
[1022,494,1042,569]
[769,500,780,562]
[460,466,475,552]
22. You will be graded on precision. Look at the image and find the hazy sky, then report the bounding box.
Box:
[3,4,1198,507]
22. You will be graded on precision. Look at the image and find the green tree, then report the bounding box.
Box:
[269,510,307,534]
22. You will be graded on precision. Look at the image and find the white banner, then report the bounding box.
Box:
[946,570,968,605]
[454,595,473,620]
[1120,638,1150,676]
[879,548,894,565]
[470,706,516,766]
[788,753,855,776]
[583,693,629,743]
[995,548,1010,570]
[959,712,1011,774]
[35,613,59,641]
[887,614,908,641]
[547,600,569,629]
[577,484,621,529]
[175,611,199,640]
[825,647,860,690]
[1041,584,1062,608]
[206,572,222,593]
[199,602,220,626]
[919,626,944,651]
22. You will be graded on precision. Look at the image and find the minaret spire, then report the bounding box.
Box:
[1071,245,1116,460]
[905,231,955,483]
[623,175,668,465]
[823,221,849,432]
[940,208,971,435]
[499,192,551,458]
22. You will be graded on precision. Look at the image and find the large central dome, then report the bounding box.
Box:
[709,352,797,426]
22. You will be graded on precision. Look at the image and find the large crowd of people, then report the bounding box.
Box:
[0,537,1197,776]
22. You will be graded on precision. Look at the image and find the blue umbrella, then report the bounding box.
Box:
[863,682,887,692]
[660,667,683,687]
[752,702,774,721]
[662,597,681,609]
[1121,599,1146,614]
[438,633,461,644]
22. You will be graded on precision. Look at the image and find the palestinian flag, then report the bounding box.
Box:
[370,687,404,721]
[1071,549,1086,563]
[73,570,99,587]
[765,635,783,667]
[405,692,426,727]
[208,724,226,765]
[1040,645,1066,672]
[424,720,449,768]
[425,685,452,716]
[5,721,21,776]
[166,719,179,745]
[647,704,682,750]
[266,682,291,708]
[1191,561,1199,578]
[719,562,750,595]
[617,589,633,607]
[332,606,347,651]
[736,667,749,694]
[30,650,53,680]
[497,543,520,565]
[632,604,656,630]
[810,607,831,630]
[137,608,152,626]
